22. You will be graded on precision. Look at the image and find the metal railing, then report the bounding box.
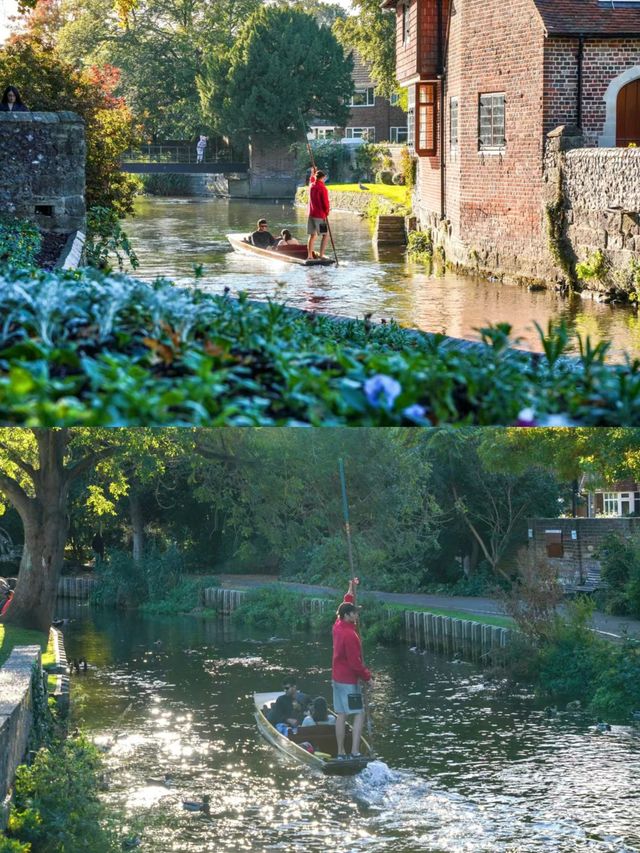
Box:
[121,144,244,165]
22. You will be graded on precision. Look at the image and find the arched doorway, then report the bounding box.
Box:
[616,79,640,146]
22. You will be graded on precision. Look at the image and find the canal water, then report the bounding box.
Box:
[59,601,640,853]
[124,196,640,361]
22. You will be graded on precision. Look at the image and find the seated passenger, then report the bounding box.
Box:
[248,218,277,250]
[267,676,301,727]
[276,228,300,247]
[302,696,336,727]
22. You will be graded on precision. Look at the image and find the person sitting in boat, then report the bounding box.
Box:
[267,676,301,728]
[247,219,277,250]
[276,229,300,247]
[302,696,336,727]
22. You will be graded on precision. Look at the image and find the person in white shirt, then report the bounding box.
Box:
[301,696,336,727]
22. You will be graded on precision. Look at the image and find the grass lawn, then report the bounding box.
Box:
[327,183,408,204]
[0,624,49,667]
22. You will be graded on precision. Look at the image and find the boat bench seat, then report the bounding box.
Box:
[290,724,352,756]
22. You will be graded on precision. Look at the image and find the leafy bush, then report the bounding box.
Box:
[140,173,194,196]
[0,218,42,268]
[7,736,118,853]
[597,533,640,616]
[84,206,139,272]
[0,838,30,853]
[231,586,313,631]
[399,145,416,192]
[575,249,607,283]
[391,172,405,186]
[4,266,640,425]
[92,547,194,610]
[407,229,433,261]
[355,143,390,181]
[590,639,640,719]
[375,170,393,185]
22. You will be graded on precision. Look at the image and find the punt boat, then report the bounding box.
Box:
[254,691,374,776]
[227,233,335,266]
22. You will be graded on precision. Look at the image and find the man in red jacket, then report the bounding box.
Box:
[332,589,372,759]
[307,167,330,260]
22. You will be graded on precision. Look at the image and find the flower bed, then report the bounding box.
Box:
[0,266,640,425]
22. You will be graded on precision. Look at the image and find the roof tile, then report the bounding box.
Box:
[533,0,640,35]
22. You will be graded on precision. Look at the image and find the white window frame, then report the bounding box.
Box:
[402,2,411,46]
[478,92,506,153]
[602,492,619,515]
[450,96,459,150]
[345,127,375,141]
[390,126,408,143]
[351,88,375,108]
[310,127,335,140]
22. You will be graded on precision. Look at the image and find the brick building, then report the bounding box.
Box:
[528,516,640,587]
[382,0,640,284]
[310,53,407,143]
[583,479,640,517]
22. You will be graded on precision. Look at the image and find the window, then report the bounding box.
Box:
[450,97,459,149]
[351,88,375,107]
[603,492,618,515]
[390,126,408,143]
[345,127,375,141]
[415,82,437,156]
[478,93,505,151]
[407,85,415,152]
[310,127,335,140]
[402,2,411,45]
[545,530,563,558]
[390,92,400,106]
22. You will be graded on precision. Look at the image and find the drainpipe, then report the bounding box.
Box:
[437,0,445,220]
[576,35,584,130]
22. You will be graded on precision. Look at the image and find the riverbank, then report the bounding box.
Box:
[216,575,640,640]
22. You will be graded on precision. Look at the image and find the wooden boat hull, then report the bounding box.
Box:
[254,691,373,776]
[227,233,335,266]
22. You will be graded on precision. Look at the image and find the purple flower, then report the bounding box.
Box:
[402,404,427,421]
[364,374,402,409]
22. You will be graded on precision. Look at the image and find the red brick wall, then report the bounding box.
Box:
[544,38,640,145]
[345,99,407,143]
[395,0,419,85]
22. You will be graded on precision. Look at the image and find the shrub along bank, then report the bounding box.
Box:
[2,266,640,424]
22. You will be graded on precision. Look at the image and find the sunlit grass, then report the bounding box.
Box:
[327,183,407,203]
[0,624,48,667]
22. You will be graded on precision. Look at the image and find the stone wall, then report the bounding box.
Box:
[0,112,86,232]
[544,128,640,291]
[528,517,640,585]
[0,646,42,828]
[248,137,298,199]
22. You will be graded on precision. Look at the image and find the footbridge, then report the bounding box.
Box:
[120,144,248,175]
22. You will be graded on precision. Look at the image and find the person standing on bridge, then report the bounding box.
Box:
[196,135,208,164]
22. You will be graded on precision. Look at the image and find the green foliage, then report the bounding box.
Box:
[596,533,640,616]
[545,173,574,286]
[357,597,404,646]
[84,206,139,272]
[333,0,398,98]
[92,547,190,609]
[354,143,390,181]
[199,6,353,143]
[0,219,42,269]
[399,146,415,193]
[231,585,313,630]
[291,139,353,183]
[4,268,640,424]
[0,837,31,853]
[575,249,608,283]
[7,736,118,853]
[590,639,640,719]
[407,229,433,261]
[375,170,393,185]
[140,173,194,196]
[0,35,139,217]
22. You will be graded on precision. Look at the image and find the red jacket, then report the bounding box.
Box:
[332,618,371,684]
[308,178,330,219]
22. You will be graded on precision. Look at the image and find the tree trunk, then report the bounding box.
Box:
[130,491,145,562]
[2,432,70,633]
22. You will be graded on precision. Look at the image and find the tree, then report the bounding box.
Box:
[333,0,397,98]
[278,0,347,28]
[0,34,139,215]
[0,429,194,632]
[198,6,353,144]
[53,0,260,141]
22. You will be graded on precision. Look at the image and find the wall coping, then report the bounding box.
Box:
[57,230,86,270]
[0,111,84,124]
[0,645,41,717]
[565,147,640,160]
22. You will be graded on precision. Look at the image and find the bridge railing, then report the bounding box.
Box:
[121,144,242,165]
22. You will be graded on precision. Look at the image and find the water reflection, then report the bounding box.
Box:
[123,196,640,361]
[60,604,640,853]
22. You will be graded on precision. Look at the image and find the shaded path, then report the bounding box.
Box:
[216,574,640,639]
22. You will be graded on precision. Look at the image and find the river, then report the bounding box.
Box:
[124,196,640,361]
[59,601,640,853]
